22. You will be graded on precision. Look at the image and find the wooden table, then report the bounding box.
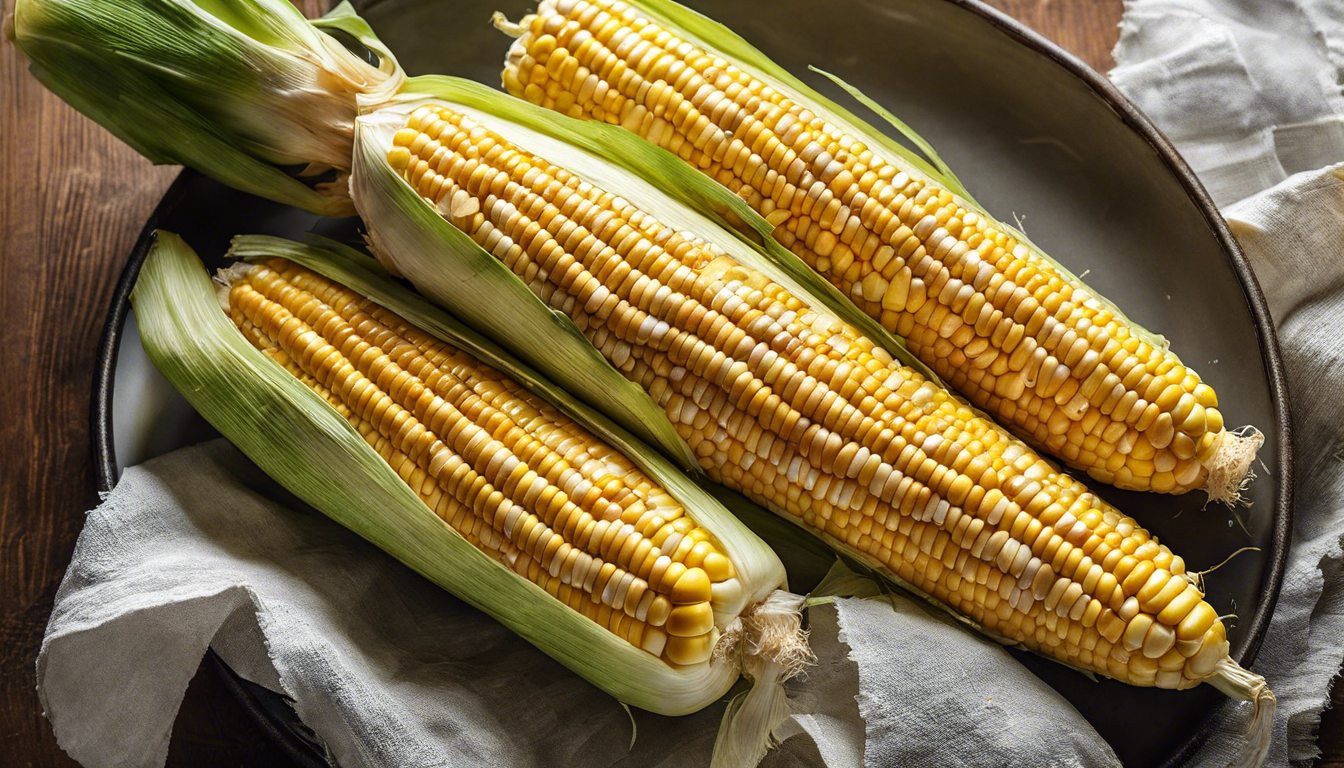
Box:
[1,0,1338,764]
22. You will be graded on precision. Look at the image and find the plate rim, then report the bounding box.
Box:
[90,0,1295,764]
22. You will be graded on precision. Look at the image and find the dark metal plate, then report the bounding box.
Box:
[93,0,1292,764]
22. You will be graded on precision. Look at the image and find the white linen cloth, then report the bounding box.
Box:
[1112,2,1344,763]
[35,1,1344,766]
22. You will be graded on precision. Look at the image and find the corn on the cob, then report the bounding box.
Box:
[132,231,803,723]
[228,257,738,664]
[353,93,1273,764]
[497,0,1263,502]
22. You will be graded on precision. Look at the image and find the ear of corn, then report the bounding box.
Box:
[133,230,802,720]
[348,82,1273,766]
[355,76,944,467]
[8,0,404,216]
[497,0,1264,503]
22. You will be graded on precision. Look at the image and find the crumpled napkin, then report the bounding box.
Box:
[38,440,1118,767]
[1178,166,1344,766]
[1112,2,1344,764]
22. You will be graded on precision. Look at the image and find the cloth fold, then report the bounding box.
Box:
[1112,0,1344,206]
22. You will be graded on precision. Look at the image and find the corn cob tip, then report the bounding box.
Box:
[211,261,257,312]
[494,9,536,94]
[1209,658,1275,768]
[1202,427,1265,507]
[710,590,812,768]
[358,228,405,279]
[713,590,814,681]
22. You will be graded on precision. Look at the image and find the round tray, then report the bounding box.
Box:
[92,0,1293,765]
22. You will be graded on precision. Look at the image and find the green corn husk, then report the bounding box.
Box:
[133,231,807,726]
[9,0,403,216]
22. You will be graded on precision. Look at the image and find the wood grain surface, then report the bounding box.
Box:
[0,0,1337,765]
